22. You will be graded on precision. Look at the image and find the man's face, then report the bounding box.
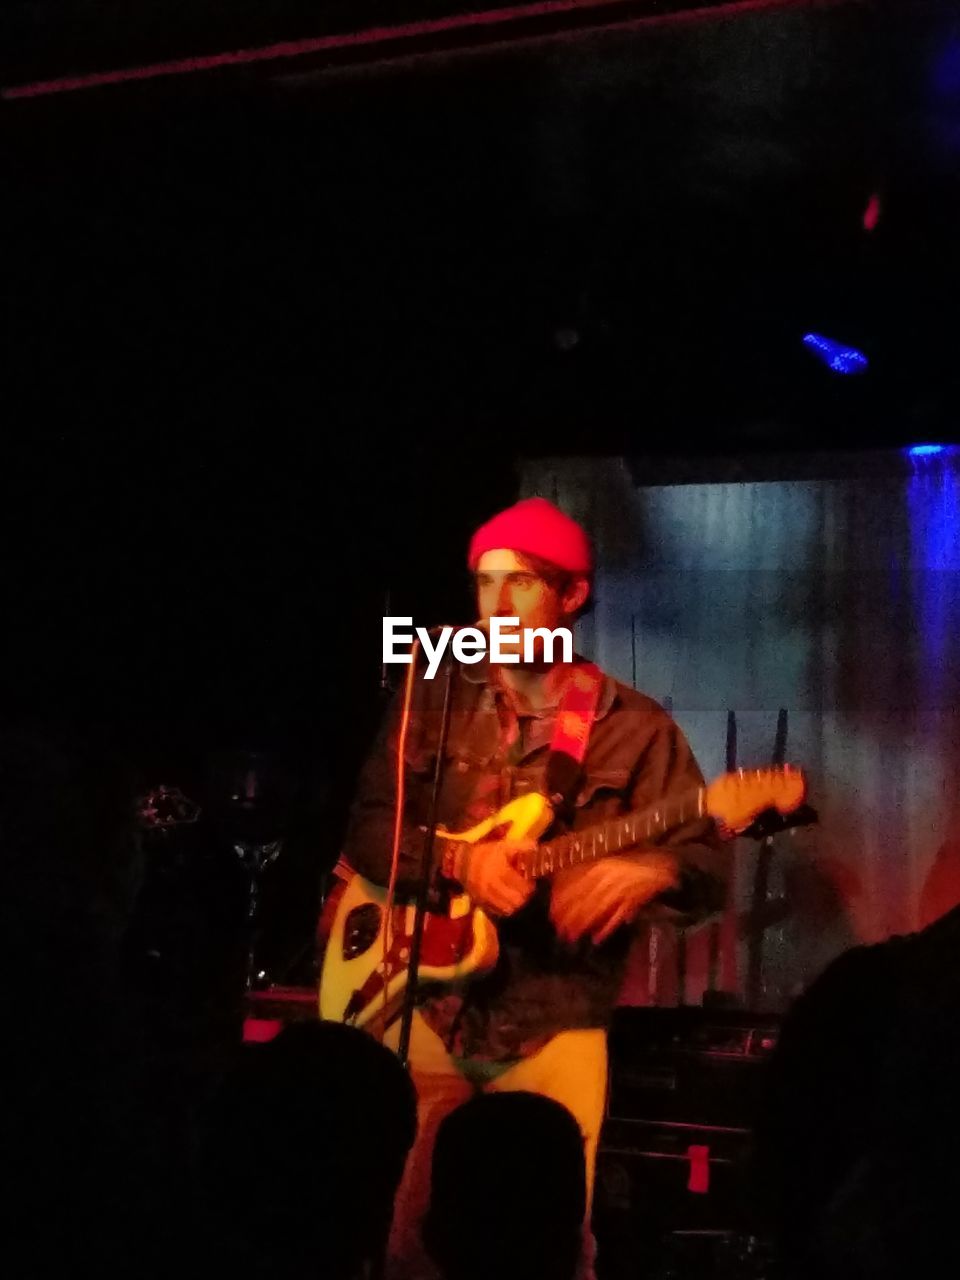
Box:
[473,548,570,662]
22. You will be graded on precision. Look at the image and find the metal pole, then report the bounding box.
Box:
[396,651,457,1069]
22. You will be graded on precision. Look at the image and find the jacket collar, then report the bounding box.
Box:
[461,652,618,721]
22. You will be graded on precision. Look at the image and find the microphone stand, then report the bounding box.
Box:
[396,644,457,1071]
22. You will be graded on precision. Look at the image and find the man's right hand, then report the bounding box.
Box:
[463,839,537,917]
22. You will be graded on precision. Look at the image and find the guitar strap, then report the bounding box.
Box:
[542,661,605,815]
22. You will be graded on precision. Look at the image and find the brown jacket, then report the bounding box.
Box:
[341,652,728,1061]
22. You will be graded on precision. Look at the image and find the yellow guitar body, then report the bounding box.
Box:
[317,792,554,1029]
[317,766,808,1031]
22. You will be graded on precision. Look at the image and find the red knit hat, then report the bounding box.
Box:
[467,496,593,574]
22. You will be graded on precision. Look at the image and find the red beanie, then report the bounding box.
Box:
[467,496,593,574]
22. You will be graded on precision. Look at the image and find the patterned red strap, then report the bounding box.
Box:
[549,661,605,766]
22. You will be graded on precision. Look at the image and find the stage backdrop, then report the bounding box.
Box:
[517,454,960,1010]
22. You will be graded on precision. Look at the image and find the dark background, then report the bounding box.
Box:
[4,0,960,982]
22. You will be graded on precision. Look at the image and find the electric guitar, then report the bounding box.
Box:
[317,765,808,1030]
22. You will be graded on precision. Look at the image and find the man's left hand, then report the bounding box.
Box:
[550,854,681,945]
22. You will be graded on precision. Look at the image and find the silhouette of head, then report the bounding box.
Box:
[423,1091,586,1280]
[199,1020,417,1279]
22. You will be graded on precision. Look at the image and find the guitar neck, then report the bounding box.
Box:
[520,787,705,879]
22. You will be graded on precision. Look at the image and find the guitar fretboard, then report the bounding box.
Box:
[519,786,706,879]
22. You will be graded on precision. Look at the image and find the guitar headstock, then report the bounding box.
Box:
[705,765,808,836]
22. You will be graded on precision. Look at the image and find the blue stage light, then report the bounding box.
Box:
[802,333,869,375]
[907,444,947,458]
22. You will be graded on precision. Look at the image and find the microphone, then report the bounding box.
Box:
[422,619,489,637]
[382,620,491,689]
[410,619,489,679]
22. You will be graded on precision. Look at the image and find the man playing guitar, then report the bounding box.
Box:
[334,496,728,1280]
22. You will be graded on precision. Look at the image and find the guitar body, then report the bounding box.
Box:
[317,766,809,1030]
[318,792,555,1029]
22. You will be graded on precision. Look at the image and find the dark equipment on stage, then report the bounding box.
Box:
[596,1007,782,1280]
[606,1007,780,1128]
[126,748,324,1029]
[206,750,299,991]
